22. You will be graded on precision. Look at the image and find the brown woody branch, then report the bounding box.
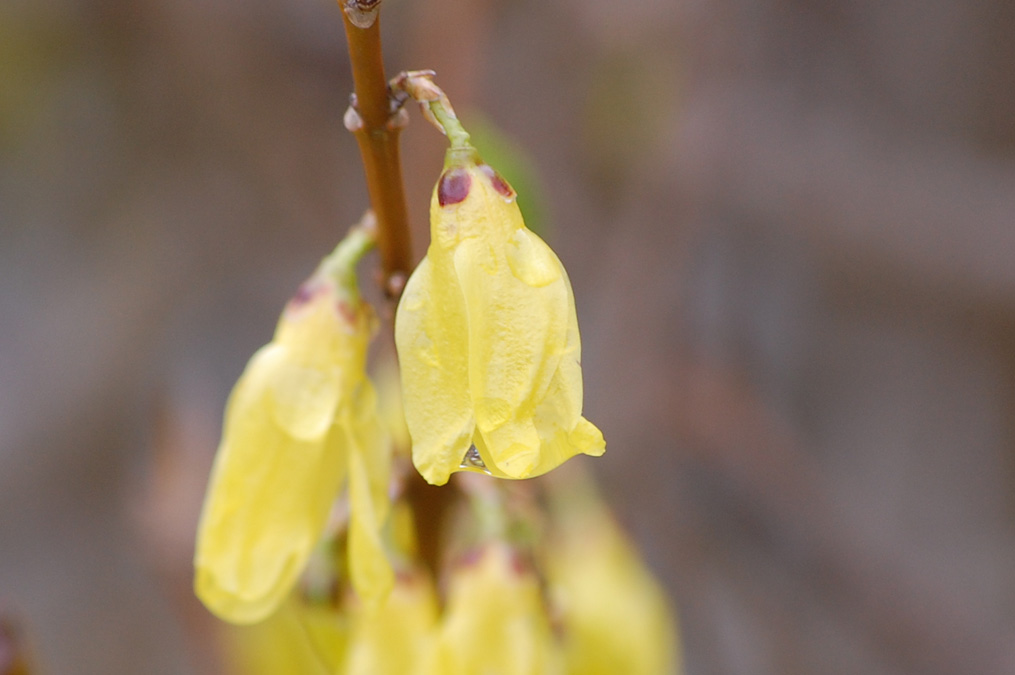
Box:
[340,2,413,298]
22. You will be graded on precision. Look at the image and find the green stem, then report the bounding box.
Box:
[459,474,508,541]
[320,218,376,292]
[428,99,472,150]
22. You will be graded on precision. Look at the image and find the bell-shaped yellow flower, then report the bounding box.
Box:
[221,596,347,675]
[343,568,439,675]
[422,543,565,675]
[545,479,680,675]
[195,226,393,624]
[395,150,605,485]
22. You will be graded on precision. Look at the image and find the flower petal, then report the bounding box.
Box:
[395,256,475,485]
[269,361,342,441]
[452,230,568,479]
[344,570,438,675]
[345,381,394,603]
[529,267,605,472]
[422,545,564,675]
[194,346,348,624]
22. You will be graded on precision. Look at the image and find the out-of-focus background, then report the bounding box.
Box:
[4,0,1015,673]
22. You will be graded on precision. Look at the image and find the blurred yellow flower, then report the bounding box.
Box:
[395,153,604,485]
[222,597,346,675]
[374,355,411,455]
[422,543,564,675]
[546,481,680,675]
[194,226,393,625]
[343,568,439,675]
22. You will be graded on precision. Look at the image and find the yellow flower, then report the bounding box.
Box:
[194,226,393,625]
[546,480,680,675]
[374,355,411,455]
[221,596,347,675]
[395,152,605,485]
[422,543,564,675]
[343,568,439,675]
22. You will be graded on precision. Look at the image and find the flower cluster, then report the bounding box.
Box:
[193,86,678,673]
[220,476,677,675]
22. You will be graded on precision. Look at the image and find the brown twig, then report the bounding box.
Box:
[340,0,453,577]
[340,2,413,298]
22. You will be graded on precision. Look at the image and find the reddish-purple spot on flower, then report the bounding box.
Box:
[335,299,357,325]
[457,547,484,568]
[289,281,317,308]
[509,550,531,577]
[478,164,515,199]
[438,168,471,206]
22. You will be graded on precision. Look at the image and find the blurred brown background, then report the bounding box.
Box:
[3,0,1015,673]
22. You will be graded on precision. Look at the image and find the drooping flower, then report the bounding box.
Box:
[395,148,605,485]
[545,476,680,675]
[194,224,393,625]
[221,596,346,675]
[421,543,565,675]
[343,567,439,675]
